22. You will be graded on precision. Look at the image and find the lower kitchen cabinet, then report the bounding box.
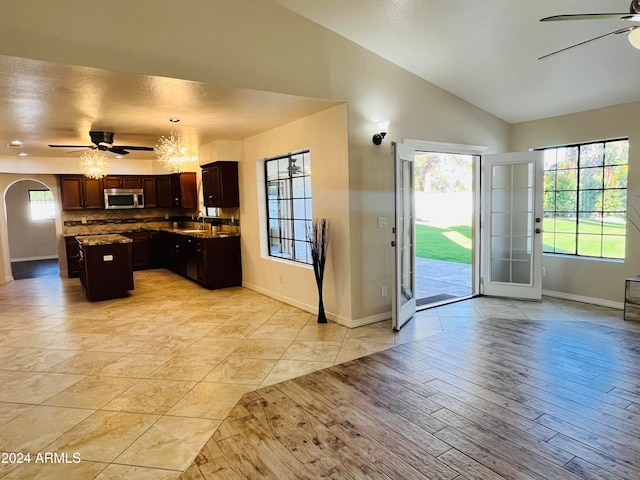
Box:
[65,236,80,278]
[160,232,241,289]
[123,232,151,270]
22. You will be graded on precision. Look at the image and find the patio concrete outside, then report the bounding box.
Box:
[415,257,472,302]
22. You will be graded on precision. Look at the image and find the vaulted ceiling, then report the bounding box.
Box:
[276,0,640,123]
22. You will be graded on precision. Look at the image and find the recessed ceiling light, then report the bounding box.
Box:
[9,140,23,146]
[169,118,180,123]
[17,152,28,156]
[115,155,124,159]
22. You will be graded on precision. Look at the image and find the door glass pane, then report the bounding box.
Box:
[399,159,414,303]
[490,162,532,284]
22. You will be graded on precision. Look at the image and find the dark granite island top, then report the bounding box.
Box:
[77,234,133,246]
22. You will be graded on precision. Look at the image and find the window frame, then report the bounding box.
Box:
[538,138,628,260]
[264,150,312,264]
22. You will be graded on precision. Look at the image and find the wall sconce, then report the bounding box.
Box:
[372,120,390,145]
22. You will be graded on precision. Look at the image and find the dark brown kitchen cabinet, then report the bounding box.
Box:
[103,176,142,189]
[171,172,197,209]
[65,236,80,278]
[77,238,134,301]
[201,161,239,207]
[142,176,157,208]
[59,175,104,210]
[159,231,241,289]
[155,176,173,208]
[123,232,151,270]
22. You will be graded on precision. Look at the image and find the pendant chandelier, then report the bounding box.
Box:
[79,150,109,179]
[155,129,198,173]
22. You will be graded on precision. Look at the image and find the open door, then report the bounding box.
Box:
[481,151,544,300]
[392,142,416,330]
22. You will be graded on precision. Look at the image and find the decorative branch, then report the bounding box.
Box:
[308,218,330,323]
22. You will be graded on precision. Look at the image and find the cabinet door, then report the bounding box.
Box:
[103,176,122,189]
[142,177,157,208]
[202,167,217,207]
[122,176,142,189]
[83,177,104,209]
[65,236,80,277]
[156,176,173,208]
[201,162,239,207]
[171,172,197,209]
[60,176,84,210]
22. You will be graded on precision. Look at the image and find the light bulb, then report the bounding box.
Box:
[629,28,640,49]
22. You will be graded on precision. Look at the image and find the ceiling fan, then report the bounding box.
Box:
[48,131,154,156]
[539,0,640,59]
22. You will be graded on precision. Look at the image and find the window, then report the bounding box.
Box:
[540,138,628,259]
[28,189,55,220]
[265,150,312,263]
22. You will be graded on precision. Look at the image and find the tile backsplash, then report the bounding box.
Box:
[62,208,240,236]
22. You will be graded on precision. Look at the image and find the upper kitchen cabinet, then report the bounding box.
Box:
[171,172,197,209]
[201,161,239,208]
[103,176,143,189]
[142,176,157,208]
[59,175,104,210]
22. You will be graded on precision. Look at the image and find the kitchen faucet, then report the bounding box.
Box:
[196,210,206,230]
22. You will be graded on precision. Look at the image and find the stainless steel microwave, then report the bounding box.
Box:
[104,188,144,209]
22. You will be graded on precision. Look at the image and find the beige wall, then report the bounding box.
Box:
[510,101,640,305]
[6,180,58,261]
[0,175,63,282]
[0,0,512,323]
[241,104,351,324]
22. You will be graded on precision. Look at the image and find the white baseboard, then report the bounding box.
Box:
[241,281,392,328]
[10,255,58,262]
[542,289,624,310]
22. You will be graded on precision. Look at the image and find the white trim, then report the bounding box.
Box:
[242,281,391,328]
[543,289,624,310]
[403,138,488,155]
[10,255,58,262]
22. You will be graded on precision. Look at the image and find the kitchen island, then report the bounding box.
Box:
[77,234,134,301]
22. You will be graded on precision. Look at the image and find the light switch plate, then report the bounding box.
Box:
[377,216,387,228]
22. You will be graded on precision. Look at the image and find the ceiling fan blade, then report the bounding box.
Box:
[541,13,640,22]
[116,145,154,151]
[48,144,92,148]
[107,146,130,155]
[539,27,633,59]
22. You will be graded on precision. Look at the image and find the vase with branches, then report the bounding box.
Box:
[308,218,329,323]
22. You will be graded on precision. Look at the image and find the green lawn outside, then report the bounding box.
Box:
[415,218,625,264]
[543,218,625,258]
[415,224,472,264]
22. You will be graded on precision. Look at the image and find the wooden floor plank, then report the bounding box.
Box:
[178,316,640,480]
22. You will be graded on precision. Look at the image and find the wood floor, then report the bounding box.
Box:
[180,316,640,480]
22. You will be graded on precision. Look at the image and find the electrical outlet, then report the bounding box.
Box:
[542,267,546,277]
[81,217,87,224]
[381,285,388,297]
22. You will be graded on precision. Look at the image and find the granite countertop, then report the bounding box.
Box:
[77,234,133,246]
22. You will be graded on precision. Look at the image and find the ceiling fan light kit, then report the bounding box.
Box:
[540,0,640,58]
[628,27,640,48]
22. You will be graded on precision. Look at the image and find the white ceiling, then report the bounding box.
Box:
[275,0,640,123]
[0,56,338,160]
[2,1,640,162]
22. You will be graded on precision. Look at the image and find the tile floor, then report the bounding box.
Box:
[0,268,631,479]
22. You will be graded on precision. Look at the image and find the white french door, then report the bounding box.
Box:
[392,142,416,330]
[481,151,544,300]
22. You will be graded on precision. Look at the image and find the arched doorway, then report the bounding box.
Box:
[5,179,58,279]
